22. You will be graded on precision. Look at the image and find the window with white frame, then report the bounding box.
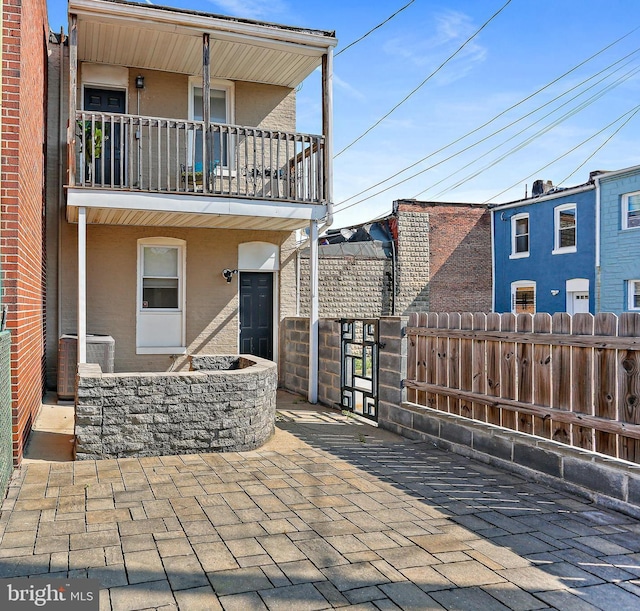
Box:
[623,192,640,230]
[511,281,536,314]
[629,280,640,310]
[136,237,186,353]
[553,204,576,253]
[510,213,529,258]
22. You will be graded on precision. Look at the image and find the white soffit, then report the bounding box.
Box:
[71,0,336,88]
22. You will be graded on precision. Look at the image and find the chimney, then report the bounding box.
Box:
[531,179,553,196]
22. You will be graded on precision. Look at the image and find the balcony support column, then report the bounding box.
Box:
[68,13,78,186]
[202,33,211,192]
[77,207,87,364]
[321,48,334,220]
[308,219,319,403]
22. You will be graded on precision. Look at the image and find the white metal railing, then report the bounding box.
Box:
[73,111,325,204]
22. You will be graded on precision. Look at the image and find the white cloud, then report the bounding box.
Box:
[206,0,288,20]
[333,74,366,101]
[383,10,487,85]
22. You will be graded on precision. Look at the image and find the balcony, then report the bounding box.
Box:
[72,110,325,204]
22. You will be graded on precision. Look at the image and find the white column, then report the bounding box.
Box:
[308,220,319,403]
[77,206,87,364]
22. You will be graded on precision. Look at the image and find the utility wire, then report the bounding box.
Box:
[334,26,640,209]
[422,61,640,199]
[334,0,513,157]
[335,0,416,58]
[333,49,640,215]
[482,104,640,204]
[557,109,640,186]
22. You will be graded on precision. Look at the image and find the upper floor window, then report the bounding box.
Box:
[553,204,577,254]
[622,192,640,230]
[511,281,536,314]
[629,280,640,311]
[510,213,529,258]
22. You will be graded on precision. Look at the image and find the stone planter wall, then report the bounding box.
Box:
[75,355,277,460]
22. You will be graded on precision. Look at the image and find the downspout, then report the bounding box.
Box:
[308,46,334,403]
[57,29,65,350]
[594,175,601,313]
[490,206,496,312]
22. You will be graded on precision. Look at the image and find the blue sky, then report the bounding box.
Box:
[47,0,640,228]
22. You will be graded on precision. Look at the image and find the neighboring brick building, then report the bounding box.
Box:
[299,200,492,317]
[1,0,49,464]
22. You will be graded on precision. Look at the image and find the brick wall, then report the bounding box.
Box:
[299,255,392,318]
[395,201,492,313]
[1,0,48,464]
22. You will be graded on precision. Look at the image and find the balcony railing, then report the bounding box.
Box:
[72,111,326,204]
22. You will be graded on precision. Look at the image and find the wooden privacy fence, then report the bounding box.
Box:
[405,312,640,463]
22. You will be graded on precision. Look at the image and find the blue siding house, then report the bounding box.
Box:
[596,165,640,314]
[492,181,596,315]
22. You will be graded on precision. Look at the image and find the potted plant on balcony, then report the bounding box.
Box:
[77,120,103,181]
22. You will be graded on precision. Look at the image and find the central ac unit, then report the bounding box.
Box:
[57,334,115,400]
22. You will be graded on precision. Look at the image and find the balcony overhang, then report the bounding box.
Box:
[70,0,337,88]
[66,188,327,231]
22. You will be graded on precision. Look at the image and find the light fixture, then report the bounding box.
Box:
[135,75,145,89]
[222,269,238,283]
[551,289,559,296]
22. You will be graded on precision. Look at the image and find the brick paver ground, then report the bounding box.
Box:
[2,391,640,610]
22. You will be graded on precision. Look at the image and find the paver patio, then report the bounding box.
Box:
[2,391,640,610]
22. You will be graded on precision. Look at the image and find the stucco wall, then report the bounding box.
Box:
[599,170,640,314]
[54,222,296,377]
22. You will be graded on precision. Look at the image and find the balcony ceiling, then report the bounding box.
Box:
[70,0,337,88]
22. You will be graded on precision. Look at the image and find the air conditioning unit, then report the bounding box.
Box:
[57,334,115,400]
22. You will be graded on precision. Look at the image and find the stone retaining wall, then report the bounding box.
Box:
[75,355,277,460]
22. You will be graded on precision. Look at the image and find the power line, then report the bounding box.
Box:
[333,50,640,215]
[482,104,640,204]
[334,0,513,158]
[557,108,640,186]
[335,0,416,58]
[422,61,640,199]
[334,26,640,210]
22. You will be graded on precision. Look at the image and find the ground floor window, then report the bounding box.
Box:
[629,280,640,311]
[511,281,536,314]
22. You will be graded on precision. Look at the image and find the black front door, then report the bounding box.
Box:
[240,272,273,360]
[83,87,126,185]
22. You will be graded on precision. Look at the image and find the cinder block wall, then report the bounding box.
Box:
[1,0,49,464]
[279,317,341,407]
[299,256,392,318]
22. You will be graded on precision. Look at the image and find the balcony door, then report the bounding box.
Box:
[83,87,125,185]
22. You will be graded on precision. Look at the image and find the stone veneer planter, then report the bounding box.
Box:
[74,355,277,460]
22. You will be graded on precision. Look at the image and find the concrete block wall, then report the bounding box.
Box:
[75,355,277,459]
[299,256,392,318]
[279,317,341,407]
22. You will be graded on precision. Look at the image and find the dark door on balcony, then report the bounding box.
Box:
[239,272,273,360]
[83,87,125,185]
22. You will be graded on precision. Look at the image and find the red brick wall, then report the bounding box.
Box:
[396,201,492,313]
[1,0,48,464]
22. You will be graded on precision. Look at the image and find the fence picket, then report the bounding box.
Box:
[551,312,571,444]
[594,313,618,457]
[486,313,502,425]
[472,313,487,421]
[406,313,418,404]
[460,312,474,418]
[436,313,450,412]
[533,313,552,438]
[500,313,517,430]
[619,312,640,461]
[572,313,594,450]
[426,312,439,409]
[448,313,461,415]
[516,313,533,434]
[417,313,428,407]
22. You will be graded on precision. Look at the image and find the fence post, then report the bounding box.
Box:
[377,317,407,426]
